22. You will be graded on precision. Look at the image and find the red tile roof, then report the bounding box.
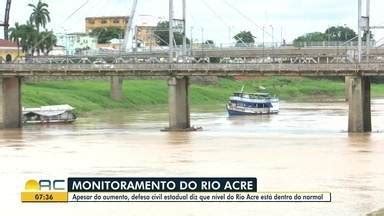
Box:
[0,39,18,48]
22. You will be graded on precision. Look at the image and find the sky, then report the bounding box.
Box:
[3,0,384,45]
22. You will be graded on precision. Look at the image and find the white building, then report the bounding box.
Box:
[49,46,66,56]
[56,33,98,55]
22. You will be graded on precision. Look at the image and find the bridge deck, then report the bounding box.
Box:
[0,63,384,77]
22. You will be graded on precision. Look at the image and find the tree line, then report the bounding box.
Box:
[293,26,373,46]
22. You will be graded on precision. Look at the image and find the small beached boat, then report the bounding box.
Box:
[23,104,77,124]
[226,89,279,116]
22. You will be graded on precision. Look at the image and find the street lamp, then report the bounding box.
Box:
[262,26,265,48]
[270,25,274,47]
[190,26,194,50]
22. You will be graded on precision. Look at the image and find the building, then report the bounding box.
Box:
[0,39,21,62]
[49,46,66,56]
[134,15,163,48]
[56,33,98,55]
[85,16,129,32]
[136,26,158,48]
[96,38,123,51]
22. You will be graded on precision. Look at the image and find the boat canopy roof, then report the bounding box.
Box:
[233,92,271,96]
[23,105,75,117]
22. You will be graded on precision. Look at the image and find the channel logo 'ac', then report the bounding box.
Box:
[24,179,66,191]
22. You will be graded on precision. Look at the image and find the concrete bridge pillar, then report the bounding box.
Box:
[0,77,22,128]
[166,76,191,131]
[110,76,123,101]
[345,76,352,101]
[348,76,371,133]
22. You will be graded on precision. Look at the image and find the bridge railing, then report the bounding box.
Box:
[1,62,384,77]
[293,41,376,47]
[48,41,382,58]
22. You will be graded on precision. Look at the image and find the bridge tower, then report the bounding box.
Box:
[347,0,371,132]
[165,0,193,131]
[110,0,138,101]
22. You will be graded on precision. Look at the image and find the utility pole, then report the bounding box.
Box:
[190,26,193,49]
[358,0,362,63]
[262,26,265,48]
[270,25,274,47]
[357,0,371,63]
[201,27,204,54]
[169,0,174,63]
[280,26,283,46]
[182,0,187,57]
[366,0,370,62]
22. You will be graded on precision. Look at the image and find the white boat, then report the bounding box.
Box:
[226,92,279,116]
[23,104,77,124]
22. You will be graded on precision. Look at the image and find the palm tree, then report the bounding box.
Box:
[9,22,22,42]
[28,0,50,33]
[38,31,57,55]
[9,22,38,56]
[9,22,22,56]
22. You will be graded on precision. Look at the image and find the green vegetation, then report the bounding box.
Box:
[233,31,255,46]
[293,25,373,46]
[90,27,125,44]
[154,21,190,46]
[22,78,384,113]
[28,0,51,33]
[9,0,56,56]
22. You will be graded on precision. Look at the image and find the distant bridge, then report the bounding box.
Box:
[0,46,380,133]
[20,46,384,65]
[0,63,384,77]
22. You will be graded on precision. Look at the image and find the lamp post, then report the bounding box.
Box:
[201,27,204,56]
[169,0,174,63]
[358,0,362,63]
[262,26,265,48]
[190,26,194,51]
[270,25,274,47]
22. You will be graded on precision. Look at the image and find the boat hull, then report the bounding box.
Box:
[227,109,279,116]
[226,105,279,116]
[24,119,76,124]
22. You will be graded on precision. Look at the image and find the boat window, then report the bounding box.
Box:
[256,103,265,108]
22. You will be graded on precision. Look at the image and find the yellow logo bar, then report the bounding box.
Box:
[21,192,68,202]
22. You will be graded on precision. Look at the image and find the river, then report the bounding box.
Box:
[0,100,383,216]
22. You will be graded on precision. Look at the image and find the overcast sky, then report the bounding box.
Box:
[3,0,384,44]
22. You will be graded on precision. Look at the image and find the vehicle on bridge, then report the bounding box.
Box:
[23,105,77,124]
[226,91,279,116]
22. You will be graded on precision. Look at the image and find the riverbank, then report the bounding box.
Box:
[22,77,384,112]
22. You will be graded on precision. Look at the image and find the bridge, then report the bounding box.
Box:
[0,46,382,133]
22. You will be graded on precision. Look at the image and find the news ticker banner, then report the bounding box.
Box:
[21,177,331,203]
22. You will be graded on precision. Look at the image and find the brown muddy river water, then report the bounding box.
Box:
[0,100,383,216]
